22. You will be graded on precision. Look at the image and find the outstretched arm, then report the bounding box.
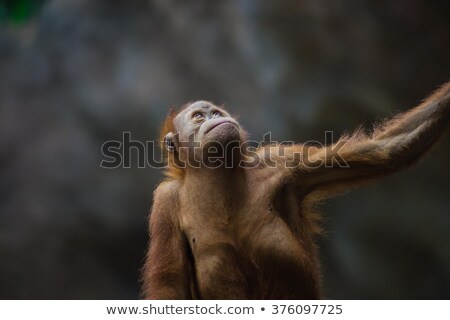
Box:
[279,82,449,191]
[141,184,192,299]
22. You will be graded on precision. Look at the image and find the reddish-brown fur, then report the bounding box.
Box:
[142,83,450,299]
[159,107,186,180]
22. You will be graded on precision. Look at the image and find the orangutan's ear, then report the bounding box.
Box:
[164,132,176,152]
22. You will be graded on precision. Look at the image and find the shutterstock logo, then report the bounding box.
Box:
[100,131,349,169]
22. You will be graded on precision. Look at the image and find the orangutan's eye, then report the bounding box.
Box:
[192,112,205,119]
[212,111,222,118]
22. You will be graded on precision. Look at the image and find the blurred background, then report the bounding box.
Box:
[1,0,449,299]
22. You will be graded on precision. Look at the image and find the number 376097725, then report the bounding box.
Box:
[271,304,343,315]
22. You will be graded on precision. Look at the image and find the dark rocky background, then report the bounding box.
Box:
[0,0,449,299]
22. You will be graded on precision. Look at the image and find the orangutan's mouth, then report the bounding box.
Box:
[205,121,237,134]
